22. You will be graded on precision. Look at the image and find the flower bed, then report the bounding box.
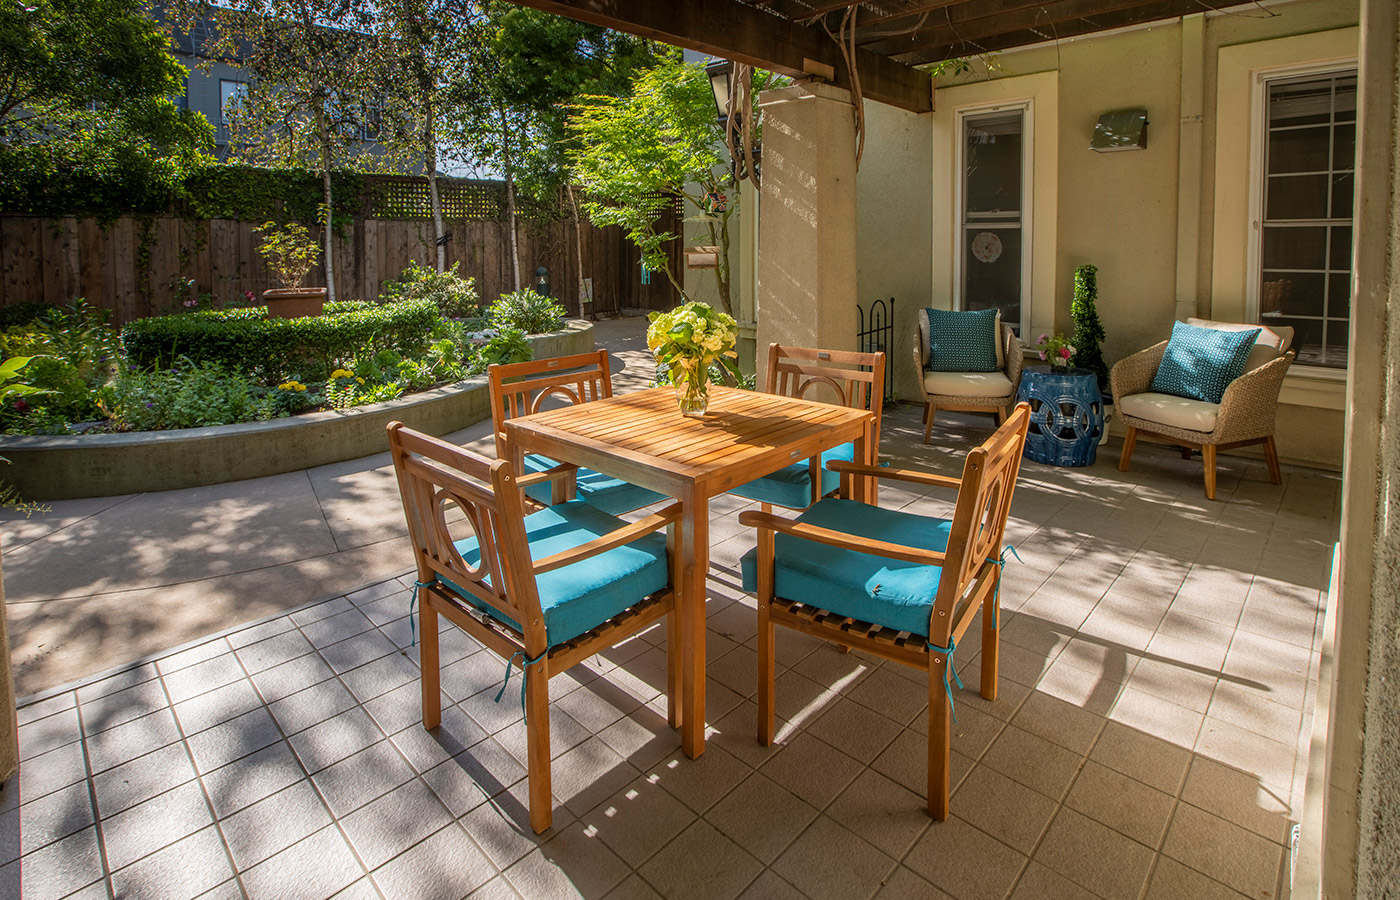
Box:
[0,321,594,501]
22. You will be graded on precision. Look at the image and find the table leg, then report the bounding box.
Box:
[680,484,708,758]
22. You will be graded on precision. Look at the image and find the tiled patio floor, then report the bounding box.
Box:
[2,404,1338,900]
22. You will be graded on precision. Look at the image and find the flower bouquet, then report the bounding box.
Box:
[1033,332,1077,371]
[647,302,741,416]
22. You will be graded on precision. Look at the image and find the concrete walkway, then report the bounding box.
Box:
[0,318,660,697]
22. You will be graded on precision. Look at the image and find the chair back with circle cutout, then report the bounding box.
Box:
[388,422,545,652]
[766,343,887,443]
[929,403,1030,643]
[488,350,614,459]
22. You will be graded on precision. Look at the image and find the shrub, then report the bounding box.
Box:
[0,301,119,428]
[381,262,481,319]
[0,302,59,329]
[254,221,322,289]
[121,299,442,382]
[473,328,533,373]
[488,289,566,335]
[104,361,275,431]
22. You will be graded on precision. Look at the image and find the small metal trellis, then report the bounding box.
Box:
[857,297,896,406]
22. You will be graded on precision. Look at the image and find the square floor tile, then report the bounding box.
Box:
[953,765,1059,854]
[201,742,308,818]
[101,780,213,870]
[12,780,93,859]
[371,822,496,900]
[506,820,630,899]
[240,825,365,900]
[0,826,101,900]
[93,742,197,817]
[1033,808,1154,900]
[1161,803,1284,898]
[772,815,895,900]
[1064,760,1176,847]
[638,820,761,900]
[705,772,817,865]
[110,825,232,900]
[583,776,697,868]
[221,779,333,870]
[340,779,453,870]
[904,815,1026,900]
[186,707,283,774]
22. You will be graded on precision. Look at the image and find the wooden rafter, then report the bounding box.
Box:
[505,0,933,112]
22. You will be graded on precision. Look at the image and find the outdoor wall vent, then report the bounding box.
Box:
[1090,108,1149,152]
[685,246,720,269]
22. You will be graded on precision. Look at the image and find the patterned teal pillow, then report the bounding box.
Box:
[925,308,999,373]
[1150,321,1261,404]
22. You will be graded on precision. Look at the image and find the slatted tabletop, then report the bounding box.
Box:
[504,384,876,759]
[504,385,874,495]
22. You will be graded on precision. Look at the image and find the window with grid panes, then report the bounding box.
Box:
[960,109,1025,333]
[1258,70,1356,368]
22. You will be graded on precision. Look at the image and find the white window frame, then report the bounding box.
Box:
[219,79,247,127]
[953,99,1033,335]
[1245,60,1357,373]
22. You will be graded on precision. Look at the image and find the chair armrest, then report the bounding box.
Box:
[912,332,927,394]
[1213,352,1294,443]
[738,509,948,567]
[1003,324,1023,390]
[514,463,578,490]
[1110,341,1168,400]
[827,459,962,491]
[533,502,684,575]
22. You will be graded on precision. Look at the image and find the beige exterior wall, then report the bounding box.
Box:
[858,101,934,401]
[930,0,1361,469]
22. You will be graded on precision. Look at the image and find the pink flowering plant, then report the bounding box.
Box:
[1033,332,1077,371]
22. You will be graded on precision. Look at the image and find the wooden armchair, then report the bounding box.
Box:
[914,317,1023,443]
[388,422,683,834]
[738,403,1031,819]
[1112,321,1295,499]
[489,350,669,514]
[727,343,886,511]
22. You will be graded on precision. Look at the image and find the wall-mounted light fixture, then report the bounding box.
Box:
[1090,108,1149,152]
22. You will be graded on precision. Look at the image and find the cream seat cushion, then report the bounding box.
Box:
[1119,391,1218,433]
[922,370,1015,399]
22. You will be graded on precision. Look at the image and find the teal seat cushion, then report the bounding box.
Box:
[1150,321,1261,404]
[522,453,668,516]
[443,500,668,647]
[925,308,999,373]
[739,498,952,637]
[728,443,855,510]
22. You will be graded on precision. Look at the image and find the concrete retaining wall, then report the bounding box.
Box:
[3,320,594,501]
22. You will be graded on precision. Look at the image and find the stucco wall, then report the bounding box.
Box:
[931,0,1360,469]
[857,102,935,401]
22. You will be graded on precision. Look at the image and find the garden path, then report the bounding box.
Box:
[0,317,659,698]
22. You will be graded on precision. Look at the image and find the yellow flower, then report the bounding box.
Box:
[330,369,355,380]
[356,377,365,384]
[277,380,306,392]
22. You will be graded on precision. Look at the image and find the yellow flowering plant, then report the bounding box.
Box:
[647,302,741,415]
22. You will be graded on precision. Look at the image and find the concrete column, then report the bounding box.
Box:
[755,83,858,384]
[1321,0,1400,895]
[1173,13,1205,321]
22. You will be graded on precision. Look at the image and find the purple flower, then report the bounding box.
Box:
[145,402,154,408]
[1037,351,1046,361]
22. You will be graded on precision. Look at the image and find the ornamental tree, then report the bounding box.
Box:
[0,0,212,198]
[567,55,776,315]
[1071,263,1109,390]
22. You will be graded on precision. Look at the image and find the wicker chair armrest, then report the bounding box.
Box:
[912,331,927,395]
[1110,341,1168,401]
[533,502,684,574]
[1212,353,1294,443]
[1003,325,1023,389]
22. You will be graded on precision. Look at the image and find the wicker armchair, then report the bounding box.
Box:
[1111,322,1294,500]
[913,318,1024,443]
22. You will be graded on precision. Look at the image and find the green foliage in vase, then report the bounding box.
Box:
[1071,264,1109,390]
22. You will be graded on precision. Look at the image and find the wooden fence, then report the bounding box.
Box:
[0,203,682,325]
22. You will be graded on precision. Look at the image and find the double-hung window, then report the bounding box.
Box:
[1255,70,1356,368]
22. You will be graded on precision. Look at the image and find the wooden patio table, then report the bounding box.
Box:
[503,384,876,758]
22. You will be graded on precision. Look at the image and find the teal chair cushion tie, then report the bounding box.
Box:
[521,453,668,516]
[443,500,668,647]
[728,442,855,510]
[739,498,952,637]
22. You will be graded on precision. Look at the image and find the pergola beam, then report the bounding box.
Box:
[503,0,934,113]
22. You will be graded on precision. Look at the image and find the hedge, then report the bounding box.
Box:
[122,299,441,381]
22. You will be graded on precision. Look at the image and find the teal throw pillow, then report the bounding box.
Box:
[925,308,999,373]
[1150,321,1261,404]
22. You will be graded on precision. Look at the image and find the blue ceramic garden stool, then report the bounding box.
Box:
[1016,366,1104,467]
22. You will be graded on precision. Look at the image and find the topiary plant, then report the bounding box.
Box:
[1071,263,1109,392]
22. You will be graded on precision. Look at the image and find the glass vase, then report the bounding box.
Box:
[674,361,710,417]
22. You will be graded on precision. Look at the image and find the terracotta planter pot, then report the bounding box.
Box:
[263,287,327,319]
